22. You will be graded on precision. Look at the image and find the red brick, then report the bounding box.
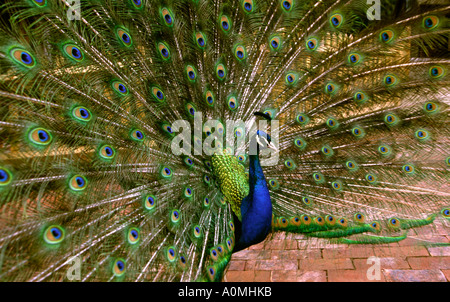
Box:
[373,246,429,258]
[300,258,354,270]
[224,271,255,282]
[322,246,375,259]
[352,257,410,270]
[442,269,450,281]
[227,260,246,271]
[270,249,322,260]
[231,249,271,260]
[249,241,265,250]
[264,239,285,250]
[427,246,450,257]
[254,271,271,282]
[407,256,450,270]
[245,259,299,271]
[284,239,299,250]
[272,270,326,282]
[383,269,447,282]
[328,269,386,282]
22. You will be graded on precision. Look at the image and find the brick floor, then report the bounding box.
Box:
[224,227,450,282]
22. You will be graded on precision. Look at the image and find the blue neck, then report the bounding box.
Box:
[234,153,272,252]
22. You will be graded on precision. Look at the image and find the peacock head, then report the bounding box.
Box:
[254,130,277,152]
[250,112,277,154]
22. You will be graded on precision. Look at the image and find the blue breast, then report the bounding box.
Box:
[233,154,272,252]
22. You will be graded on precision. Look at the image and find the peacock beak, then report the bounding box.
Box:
[267,141,277,151]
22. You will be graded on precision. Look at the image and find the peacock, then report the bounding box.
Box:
[0,0,449,282]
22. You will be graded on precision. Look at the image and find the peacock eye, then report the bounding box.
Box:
[99,145,116,159]
[186,65,197,82]
[130,129,145,141]
[44,225,65,245]
[330,13,343,28]
[158,42,171,60]
[63,44,84,62]
[281,0,293,12]
[379,29,394,43]
[127,227,140,244]
[10,48,37,68]
[195,32,206,48]
[161,8,174,27]
[220,15,231,32]
[117,28,132,47]
[28,128,52,146]
[131,0,142,8]
[269,36,282,51]
[234,45,247,61]
[113,259,126,277]
[422,15,439,30]
[242,0,254,13]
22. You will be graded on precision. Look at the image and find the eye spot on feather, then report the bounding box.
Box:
[353,91,368,104]
[331,180,343,191]
[69,175,88,191]
[415,129,429,141]
[379,29,394,43]
[116,28,132,47]
[28,128,52,146]
[127,227,140,244]
[383,74,397,87]
[72,106,92,122]
[43,225,65,245]
[63,44,84,62]
[144,194,156,211]
[422,15,439,30]
[365,174,377,184]
[220,15,231,33]
[306,37,319,51]
[429,65,445,79]
[313,172,325,183]
[378,145,391,155]
[281,0,293,12]
[269,35,282,51]
[161,8,174,27]
[131,0,143,9]
[99,145,116,160]
[10,48,36,68]
[158,42,171,60]
[370,221,381,232]
[326,117,339,129]
[112,81,129,96]
[227,95,238,110]
[161,166,173,179]
[216,63,227,80]
[195,32,206,48]
[354,213,365,223]
[186,65,197,82]
[242,0,254,13]
[329,13,343,28]
[302,196,312,205]
[32,0,47,7]
[171,209,181,223]
[0,168,12,186]
[285,72,298,86]
[402,164,415,174]
[442,208,450,218]
[113,259,126,277]
[384,113,399,126]
[130,129,145,141]
[234,45,247,61]
[423,101,438,113]
[345,160,358,170]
